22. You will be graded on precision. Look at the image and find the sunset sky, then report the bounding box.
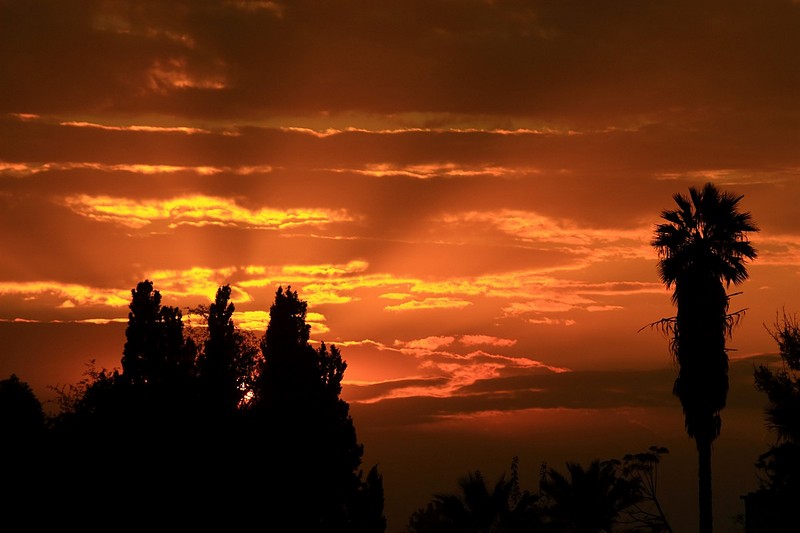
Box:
[2,1,799,530]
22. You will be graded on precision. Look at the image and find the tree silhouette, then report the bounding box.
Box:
[46,282,206,526]
[620,446,673,532]
[408,457,540,533]
[0,373,45,440]
[0,374,46,522]
[121,279,195,393]
[195,284,259,414]
[353,464,388,533]
[754,310,800,493]
[15,282,383,529]
[252,285,382,531]
[651,182,758,533]
[539,458,641,532]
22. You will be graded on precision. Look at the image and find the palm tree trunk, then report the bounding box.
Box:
[697,437,713,533]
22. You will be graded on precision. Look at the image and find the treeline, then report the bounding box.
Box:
[1,281,385,531]
[1,278,799,531]
[407,449,672,532]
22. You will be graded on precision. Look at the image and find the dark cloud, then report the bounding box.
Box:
[348,354,774,427]
[3,1,799,125]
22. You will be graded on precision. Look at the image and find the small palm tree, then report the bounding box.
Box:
[652,182,758,533]
[408,458,539,532]
[539,459,641,532]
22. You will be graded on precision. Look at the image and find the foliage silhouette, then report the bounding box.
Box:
[121,279,196,391]
[619,446,673,532]
[252,285,378,531]
[408,457,541,533]
[408,450,671,533]
[194,284,260,414]
[0,374,46,521]
[651,182,758,533]
[0,373,45,439]
[539,458,641,532]
[35,281,385,531]
[754,310,800,494]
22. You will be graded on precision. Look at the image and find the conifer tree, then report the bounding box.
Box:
[253,286,382,531]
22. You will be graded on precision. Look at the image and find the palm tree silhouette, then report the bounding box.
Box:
[652,182,758,533]
[408,458,538,532]
[539,459,640,532]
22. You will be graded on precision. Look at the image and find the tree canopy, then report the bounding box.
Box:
[7,281,384,531]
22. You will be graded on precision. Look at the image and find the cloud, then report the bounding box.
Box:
[0,317,128,325]
[341,336,570,404]
[459,335,517,347]
[0,282,130,308]
[230,309,328,334]
[385,298,472,312]
[343,376,451,404]
[63,194,355,230]
[4,0,800,135]
[346,355,772,424]
[329,162,540,179]
[397,336,456,351]
[228,310,269,331]
[0,161,271,178]
[227,0,283,15]
[753,234,800,266]
[60,121,212,135]
[586,305,625,312]
[282,260,369,277]
[438,209,651,251]
[146,57,227,93]
[149,266,248,302]
[528,317,577,327]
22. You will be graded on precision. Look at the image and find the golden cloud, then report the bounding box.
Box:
[385,297,472,312]
[0,282,130,307]
[459,335,517,347]
[438,209,651,248]
[235,262,660,319]
[149,267,251,304]
[231,309,328,335]
[282,260,369,277]
[399,336,457,351]
[328,162,538,179]
[1,161,270,177]
[528,317,577,326]
[63,194,355,230]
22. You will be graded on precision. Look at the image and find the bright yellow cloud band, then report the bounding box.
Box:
[63,194,355,229]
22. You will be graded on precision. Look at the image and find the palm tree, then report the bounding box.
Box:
[539,459,641,532]
[651,182,758,533]
[408,458,540,532]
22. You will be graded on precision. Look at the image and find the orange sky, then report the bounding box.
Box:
[2,1,799,530]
